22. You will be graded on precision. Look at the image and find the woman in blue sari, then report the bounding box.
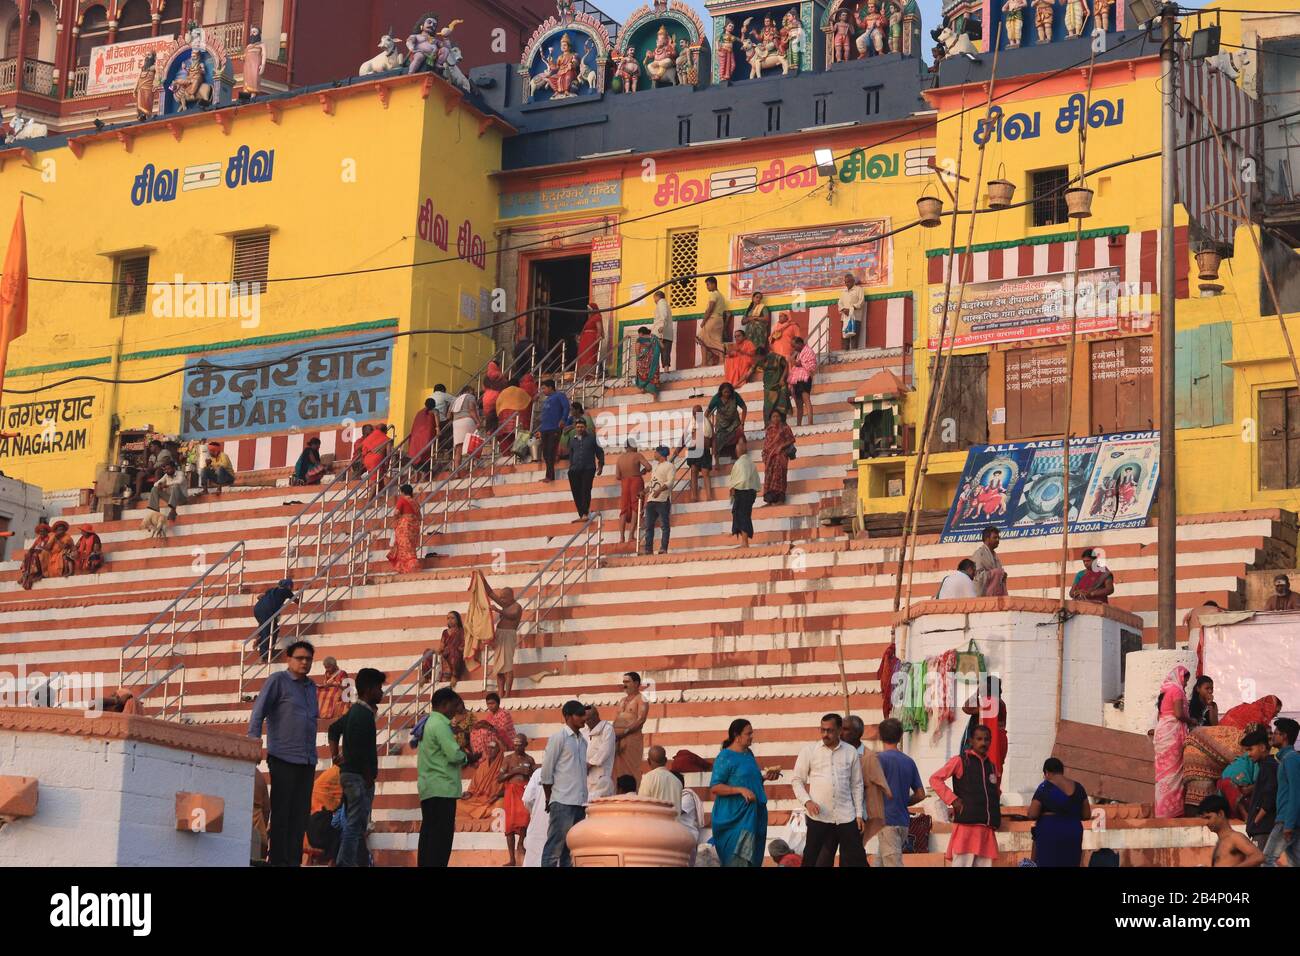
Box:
[709,718,780,866]
[1028,757,1092,866]
[633,326,663,397]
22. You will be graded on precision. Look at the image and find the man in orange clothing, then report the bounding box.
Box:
[929,724,1001,867]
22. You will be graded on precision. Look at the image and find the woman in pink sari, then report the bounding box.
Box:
[1152,665,1197,817]
[470,691,516,756]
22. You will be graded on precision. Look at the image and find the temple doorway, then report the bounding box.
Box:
[528,254,591,366]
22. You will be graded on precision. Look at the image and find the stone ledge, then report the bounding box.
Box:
[0,707,263,763]
[895,596,1145,631]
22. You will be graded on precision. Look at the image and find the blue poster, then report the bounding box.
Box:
[940,431,1160,543]
[180,334,392,439]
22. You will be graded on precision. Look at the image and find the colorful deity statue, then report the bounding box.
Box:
[717,19,739,80]
[557,0,574,25]
[780,10,804,70]
[1065,0,1090,37]
[832,9,855,63]
[1095,0,1115,31]
[886,0,903,53]
[547,32,582,97]
[1033,0,1055,43]
[856,0,887,57]
[135,52,157,121]
[407,14,460,75]
[676,39,694,85]
[644,25,678,85]
[901,0,921,55]
[1003,0,1027,47]
[615,45,641,93]
[742,16,791,77]
[241,26,265,99]
[171,51,212,110]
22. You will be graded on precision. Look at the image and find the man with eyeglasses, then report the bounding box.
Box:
[249,640,320,866]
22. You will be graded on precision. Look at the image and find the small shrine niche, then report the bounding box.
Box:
[708,1,822,84]
[519,2,615,104]
[822,0,925,68]
[612,2,709,93]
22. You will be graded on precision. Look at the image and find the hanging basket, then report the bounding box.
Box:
[987,179,1016,209]
[1196,248,1222,281]
[916,195,944,227]
[1064,186,1093,219]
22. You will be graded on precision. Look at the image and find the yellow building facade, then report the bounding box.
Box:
[0,71,506,492]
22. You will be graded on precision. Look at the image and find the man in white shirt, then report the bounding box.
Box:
[838,273,866,349]
[539,699,590,867]
[638,745,684,805]
[581,704,616,800]
[790,713,867,866]
[937,558,979,599]
[148,461,188,520]
[643,446,676,556]
[521,767,549,867]
[652,290,674,370]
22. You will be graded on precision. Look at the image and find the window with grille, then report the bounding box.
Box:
[715,109,731,139]
[668,230,699,309]
[678,116,691,146]
[113,255,150,316]
[814,96,828,126]
[231,232,271,294]
[766,102,782,133]
[1031,167,1070,227]
[864,85,881,116]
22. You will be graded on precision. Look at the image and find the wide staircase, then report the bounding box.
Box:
[2,343,1291,866]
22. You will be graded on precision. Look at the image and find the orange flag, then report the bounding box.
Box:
[0,197,28,345]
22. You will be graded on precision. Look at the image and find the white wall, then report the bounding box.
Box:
[0,730,254,867]
[902,609,1124,801]
[0,476,44,564]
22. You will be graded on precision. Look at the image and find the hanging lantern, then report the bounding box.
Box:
[1196,248,1222,281]
[1064,186,1094,219]
[916,195,943,227]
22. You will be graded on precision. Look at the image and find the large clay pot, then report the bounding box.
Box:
[566,794,695,867]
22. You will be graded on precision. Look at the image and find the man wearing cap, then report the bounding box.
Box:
[643,446,675,556]
[202,440,236,494]
[254,578,298,661]
[74,525,104,574]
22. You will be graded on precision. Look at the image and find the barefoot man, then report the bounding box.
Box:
[499,732,537,867]
[615,439,650,546]
[484,580,523,698]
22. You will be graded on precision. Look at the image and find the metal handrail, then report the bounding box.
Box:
[379,652,435,755]
[132,663,187,722]
[520,512,604,646]
[118,540,246,719]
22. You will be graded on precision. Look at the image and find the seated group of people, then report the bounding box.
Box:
[18,522,103,590]
[134,438,236,521]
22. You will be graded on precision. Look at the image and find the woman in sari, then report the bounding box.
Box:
[762,411,796,505]
[724,335,758,388]
[758,346,791,423]
[359,422,390,478]
[707,382,748,461]
[291,437,326,486]
[470,691,516,756]
[577,303,604,372]
[439,611,466,688]
[742,292,770,348]
[74,526,104,574]
[386,484,422,574]
[709,718,781,866]
[633,327,663,397]
[44,522,75,579]
[1152,665,1196,817]
[407,398,439,469]
[1068,548,1114,603]
[1028,757,1091,867]
[457,737,506,821]
[768,312,799,364]
[1220,695,1283,731]
[18,523,51,590]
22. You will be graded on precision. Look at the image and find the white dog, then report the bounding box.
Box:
[141,508,168,540]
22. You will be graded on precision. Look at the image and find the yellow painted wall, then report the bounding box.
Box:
[0,75,501,491]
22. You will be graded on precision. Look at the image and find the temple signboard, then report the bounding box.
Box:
[731,218,891,297]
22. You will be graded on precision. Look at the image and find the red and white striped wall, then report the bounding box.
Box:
[219,425,367,474]
[1177,59,1257,251]
[924,227,1189,299]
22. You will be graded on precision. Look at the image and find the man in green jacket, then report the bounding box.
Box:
[417,687,469,867]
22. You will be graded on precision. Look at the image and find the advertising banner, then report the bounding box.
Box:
[731,219,890,297]
[940,430,1160,543]
[86,35,176,96]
